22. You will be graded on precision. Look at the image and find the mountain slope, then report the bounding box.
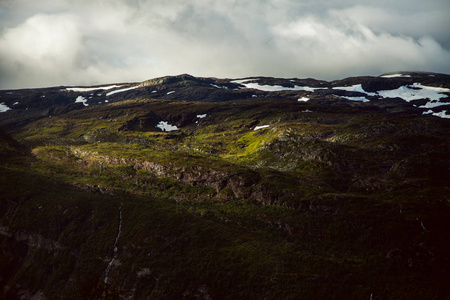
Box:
[1,72,449,131]
[0,73,449,299]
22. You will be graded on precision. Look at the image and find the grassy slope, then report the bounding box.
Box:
[1,97,450,299]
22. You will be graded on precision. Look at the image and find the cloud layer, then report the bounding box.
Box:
[1,0,450,89]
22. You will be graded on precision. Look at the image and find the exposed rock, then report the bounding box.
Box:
[14,231,65,252]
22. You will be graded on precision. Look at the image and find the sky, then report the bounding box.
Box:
[1,0,449,89]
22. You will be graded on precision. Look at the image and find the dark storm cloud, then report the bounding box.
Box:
[1,0,449,89]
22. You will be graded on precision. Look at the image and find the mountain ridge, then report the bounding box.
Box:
[1,72,449,133]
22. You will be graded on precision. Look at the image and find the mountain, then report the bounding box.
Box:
[0,73,449,299]
[1,72,449,131]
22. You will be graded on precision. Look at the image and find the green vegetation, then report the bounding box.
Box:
[1,95,449,299]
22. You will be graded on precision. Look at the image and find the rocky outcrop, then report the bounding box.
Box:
[71,149,304,206]
[75,149,241,187]
[14,232,65,252]
[0,227,65,253]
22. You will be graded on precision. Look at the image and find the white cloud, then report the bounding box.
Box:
[0,13,82,87]
[0,6,159,88]
[271,15,450,78]
[329,4,450,48]
[0,0,449,89]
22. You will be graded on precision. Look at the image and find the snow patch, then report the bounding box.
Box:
[423,110,450,119]
[232,79,323,92]
[0,103,11,112]
[333,83,450,108]
[341,96,370,102]
[197,114,207,119]
[419,101,447,109]
[167,91,175,95]
[75,96,89,106]
[232,78,259,84]
[434,111,450,119]
[332,84,376,96]
[254,125,270,131]
[298,97,309,102]
[156,121,179,132]
[380,74,412,78]
[106,86,139,96]
[13,102,19,105]
[66,85,123,92]
[211,84,228,89]
[377,83,450,102]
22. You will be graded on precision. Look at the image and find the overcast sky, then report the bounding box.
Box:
[1,0,449,89]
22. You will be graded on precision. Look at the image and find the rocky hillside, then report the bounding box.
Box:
[0,72,449,299]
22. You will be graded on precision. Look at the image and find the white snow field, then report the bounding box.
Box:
[380,74,412,78]
[332,84,377,96]
[0,103,11,112]
[156,121,179,132]
[377,83,450,103]
[341,96,370,102]
[66,85,123,92]
[232,79,324,92]
[423,110,450,119]
[75,96,89,106]
[254,125,270,131]
[106,86,139,96]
